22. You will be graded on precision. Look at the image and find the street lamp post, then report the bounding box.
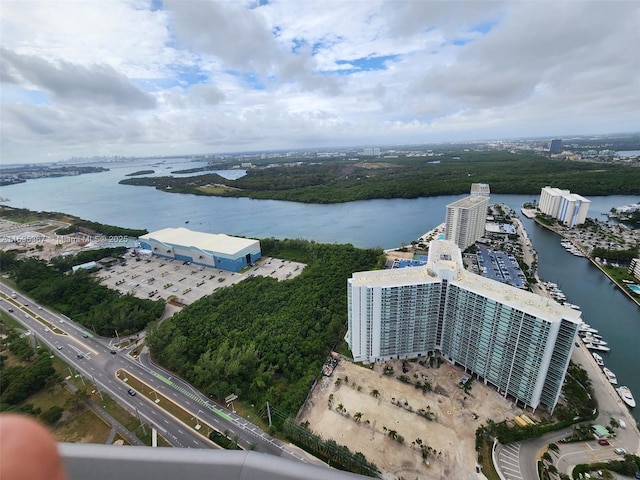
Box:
[192,411,202,431]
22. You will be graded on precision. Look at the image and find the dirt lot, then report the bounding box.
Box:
[299,358,531,480]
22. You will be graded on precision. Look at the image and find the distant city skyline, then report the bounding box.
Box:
[1,1,639,164]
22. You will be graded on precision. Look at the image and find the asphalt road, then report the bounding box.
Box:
[0,282,316,465]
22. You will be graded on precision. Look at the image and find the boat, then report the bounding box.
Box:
[616,386,636,408]
[578,322,598,334]
[591,352,604,366]
[586,343,610,352]
[579,331,602,339]
[603,367,618,385]
[563,302,581,310]
[582,336,607,346]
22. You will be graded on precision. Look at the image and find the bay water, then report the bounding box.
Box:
[2,160,638,421]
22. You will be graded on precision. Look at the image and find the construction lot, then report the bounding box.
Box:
[96,255,305,305]
[299,358,530,480]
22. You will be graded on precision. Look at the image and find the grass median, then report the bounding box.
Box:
[116,368,235,449]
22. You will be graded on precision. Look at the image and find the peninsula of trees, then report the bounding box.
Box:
[119,152,640,204]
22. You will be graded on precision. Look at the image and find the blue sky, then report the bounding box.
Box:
[1,0,638,163]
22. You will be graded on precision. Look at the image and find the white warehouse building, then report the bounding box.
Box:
[347,240,581,411]
[138,227,261,272]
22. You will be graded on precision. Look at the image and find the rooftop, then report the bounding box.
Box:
[446,195,489,209]
[139,227,259,255]
[453,268,581,324]
[351,240,581,325]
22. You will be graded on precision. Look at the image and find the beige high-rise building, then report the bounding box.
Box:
[445,192,489,251]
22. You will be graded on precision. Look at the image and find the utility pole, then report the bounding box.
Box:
[135,408,147,437]
[92,375,104,401]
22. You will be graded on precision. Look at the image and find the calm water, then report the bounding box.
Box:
[1,161,639,421]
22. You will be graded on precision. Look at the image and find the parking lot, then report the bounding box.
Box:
[96,253,306,306]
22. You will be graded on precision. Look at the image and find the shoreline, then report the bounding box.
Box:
[529,215,640,309]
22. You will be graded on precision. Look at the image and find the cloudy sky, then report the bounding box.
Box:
[1,0,639,163]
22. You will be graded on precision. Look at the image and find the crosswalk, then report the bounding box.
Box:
[497,443,524,480]
[154,373,233,422]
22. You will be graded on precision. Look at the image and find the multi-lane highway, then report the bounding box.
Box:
[0,282,315,465]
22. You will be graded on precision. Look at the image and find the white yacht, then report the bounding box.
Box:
[603,367,618,385]
[616,386,636,408]
[591,352,604,366]
[585,342,610,353]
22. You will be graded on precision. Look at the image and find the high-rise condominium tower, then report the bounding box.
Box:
[347,240,580,411]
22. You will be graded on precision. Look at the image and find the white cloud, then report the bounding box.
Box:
[1,47,156,109]
[0,0,638,163]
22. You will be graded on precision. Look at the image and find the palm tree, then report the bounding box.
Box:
[547,443,560,455]
[541,452,552,464]
[370,389,380,398]
[354,412,363,423]
[462,376,473,394]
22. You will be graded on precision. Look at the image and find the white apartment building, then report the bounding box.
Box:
[470,183,491,197]
[347,240,581,411]
[538,187,590,227]
[629,258,640,281]
[557,193,591,227]
[445,195,489,250]
[363,147,381,156]
[539,187,569,217]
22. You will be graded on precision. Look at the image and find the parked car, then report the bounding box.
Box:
[615,447,627,455]
[598,439,610,446]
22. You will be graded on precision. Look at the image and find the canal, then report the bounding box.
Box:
[520,215,640,424]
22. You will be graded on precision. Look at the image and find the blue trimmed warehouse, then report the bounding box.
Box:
[138,227,261,272]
